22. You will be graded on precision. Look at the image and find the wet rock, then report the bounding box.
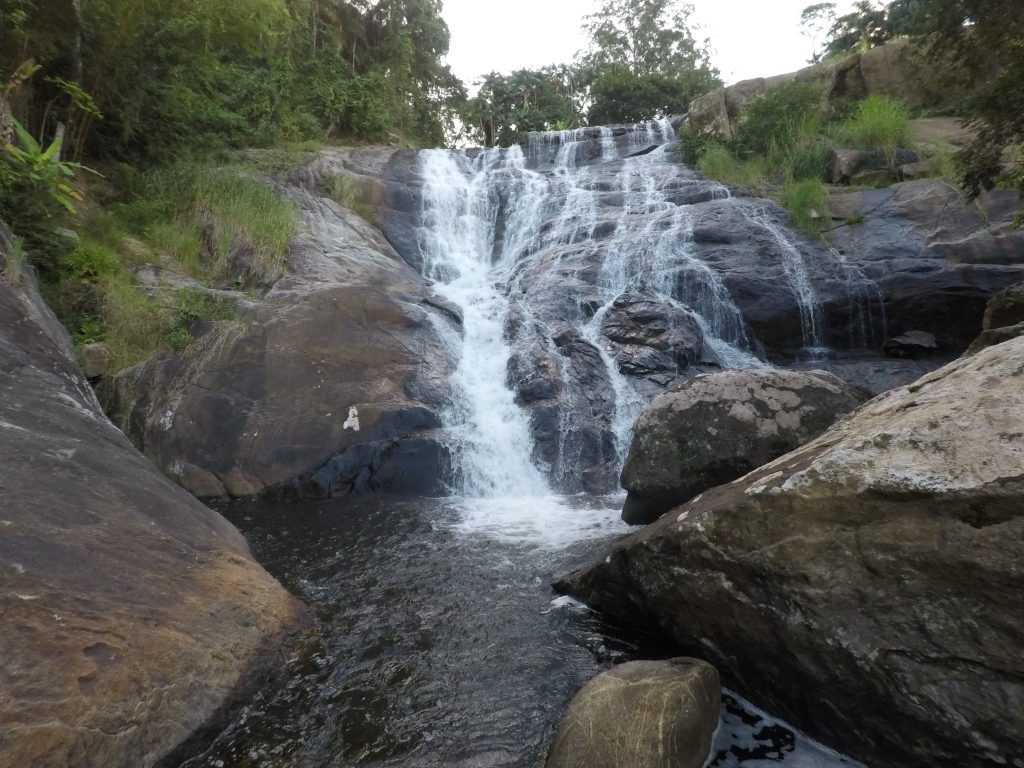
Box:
[546,659,719,768]
[0,251,306,768]
[829,179,1024,352]
[559,338,1024,768]
[601,291,705,378]
[787,356,946,396]
[620,368,863,524]
[111,159,457,499]
[884,329,938,358]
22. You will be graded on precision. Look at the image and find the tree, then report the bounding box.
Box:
[471,67,582,147]
[577,0,720,124]
[911,0,1024,200]
[802,1,919,60]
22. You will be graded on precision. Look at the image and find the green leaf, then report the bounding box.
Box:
[11,118,41,157]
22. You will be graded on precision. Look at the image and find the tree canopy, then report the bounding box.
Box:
[0,0,467,160]
[471,67,582,148]
[578,0,721,125]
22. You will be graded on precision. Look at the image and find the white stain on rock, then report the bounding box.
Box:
[343,406,360,432]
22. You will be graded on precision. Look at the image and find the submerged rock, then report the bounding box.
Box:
[559,338,1024,768]
[0,251,306,768]
[621,368,863,524]
[546,659,719,768]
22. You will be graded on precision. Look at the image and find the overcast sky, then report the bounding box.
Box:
[442,0,860,89]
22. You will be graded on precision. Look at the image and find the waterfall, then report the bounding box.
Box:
[409,119,880,500]
[416,149,550,498]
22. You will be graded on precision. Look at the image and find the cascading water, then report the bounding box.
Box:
[412,118,882,502]
[416,149,550,498]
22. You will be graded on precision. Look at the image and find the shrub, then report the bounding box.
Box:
[732,82,823,159]
[782,138,834,182]
[834,95,910,154]
[697,145,771,190]
[0,118,92,270]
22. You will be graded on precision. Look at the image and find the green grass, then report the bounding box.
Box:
[1,236,28,286]
[833,95,910,154]
[37,156,294,380]
[697,145,772,192]
[324,173,376,223]
[191,166,297,285]
[780,178,830,235]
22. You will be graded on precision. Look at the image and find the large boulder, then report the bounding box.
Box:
[546,659,719,768]
[0,238,306,768]
[621,369,864,524]
[112,152,458,499]
[559,338,1024,768]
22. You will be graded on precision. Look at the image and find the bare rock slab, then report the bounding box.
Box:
[546,659,719,768]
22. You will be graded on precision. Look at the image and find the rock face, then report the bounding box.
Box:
[546,659,720,768]
[119,139,1023,498]
[620,369,863,524]
[829,179,1024,352]
[559,338,1024,768]
[113,148,458,499]
[967,281,1024,354]
[0,244,306,767]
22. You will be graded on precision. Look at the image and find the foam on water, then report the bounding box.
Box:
[449,495,631,550]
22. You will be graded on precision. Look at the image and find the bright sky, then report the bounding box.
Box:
[442,0,860,89]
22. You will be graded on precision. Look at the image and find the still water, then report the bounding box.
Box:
[182,496,859,768]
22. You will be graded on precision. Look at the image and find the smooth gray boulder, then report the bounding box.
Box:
[560,338,1024,768]
[621,368,864,524]
[546,659,719,768]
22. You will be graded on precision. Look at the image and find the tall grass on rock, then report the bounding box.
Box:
[835,95,911,155]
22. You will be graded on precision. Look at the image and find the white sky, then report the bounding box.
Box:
[442,0,859,89]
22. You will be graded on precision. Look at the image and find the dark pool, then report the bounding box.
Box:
[181,496,860,768]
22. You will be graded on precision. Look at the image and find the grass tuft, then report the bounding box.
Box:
[834,96,910,154]
[780,178,830,236]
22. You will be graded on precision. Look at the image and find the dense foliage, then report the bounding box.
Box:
[470,0,722,145]
[0,0,466,162]
[471,67,582,147]
[801,1,921,60]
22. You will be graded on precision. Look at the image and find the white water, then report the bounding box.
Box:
[751,208,827,356]
[417,149,550,498]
